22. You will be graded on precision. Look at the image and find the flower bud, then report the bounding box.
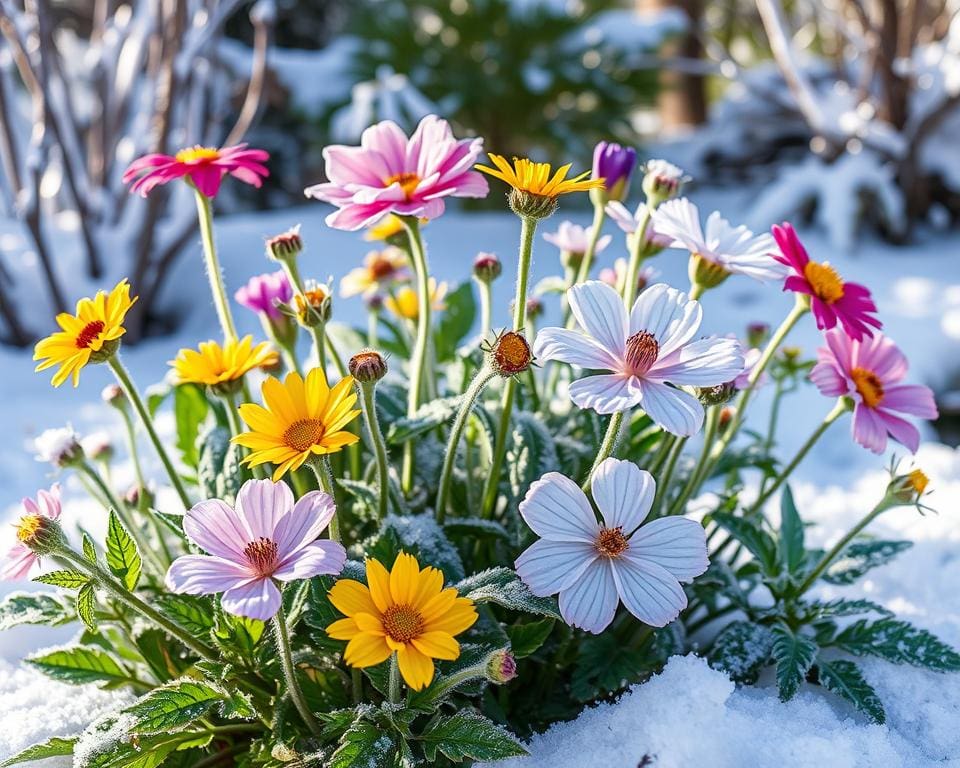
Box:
[560,249,584,272]
[485,648,518,684]
[488,331,533,377]
[266,225,303,261]
[746,323,770,349]
[526,297,544,321]
[508,189,559,220]
[82,431,114,463]
[15,514,66,556]
[366,294,385,313]
[124,483,154,509]
[101,384,126,409]
[688,254,730,292]
[591,141,637,205]
[718,406,735,430]
[349,350,388,384]
[888,468,929,506]
[473,252,502,283]
[34,427,84,468]
[641,159,685,206]
[697,382,736,406]
[293,282,331,327]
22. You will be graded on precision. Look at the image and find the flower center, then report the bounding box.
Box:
[493,331,533,375]
[382,603,425,644]
[384,172,421,199]
[75,320,105,349]
[624,331,659,377]
[282,418,325,453]
[370,257,398,280]
[850,366,884,408]
[295,288,327,312]
[16,514,43,543]
[243,537,279,577]
[803,261,845,304]
[175,146,221,164]
[596,526,629,558]
[907,469,929,495]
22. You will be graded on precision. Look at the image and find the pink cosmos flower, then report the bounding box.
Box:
[515,459,708,633]
[543,221,611,256]
[734,347,766,390]
[235,271,293,321]
[810,329,937,454]
[772,223,881,341]
[604,201,673,250]
[304,115,489,231]
[598,259,659,296]
[2,485,61,581]
[534,281,744,435]
[123,144,270,198]
[165,479,346,619]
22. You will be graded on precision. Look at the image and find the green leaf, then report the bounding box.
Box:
[146,382,172,418]
[770,621,818,701]
[378,514,465,582]
[454,567,561,620]
[420,710,527,762]
[34,570,89,589]
[443,517,511,542]
[507,412,559,500]
[328,720,396,768]
[570,632,651,702]
[816,658,885,723]
[123,680,225,734]
[506,618,555,658]
[134,628,187,682]
[386,397,460,444]
[153,594,215,636]
[0,591,74,631]
[27,646,129,686]
[822,540,912,585]
[708,621,774,683]
[712,513,778,574]
[778,485,805,575]
[435,281,476,361]
[105,510,141,591]
[76,582,97,630]
[174,383,209,470]
[74,711,201,768]
[197,426,242,502]
[82,532,98,563]
[0,736,76,766]
[809,598,894,619]
[832,619,960,671]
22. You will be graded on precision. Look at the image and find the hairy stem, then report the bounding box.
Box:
[193,189,238,341]
[358,380,390,520]
[273,601,322,737]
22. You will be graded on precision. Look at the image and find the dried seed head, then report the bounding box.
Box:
[349,349,388,383]
[489,331,533,377]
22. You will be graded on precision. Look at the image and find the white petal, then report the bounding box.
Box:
[569,374,643,414]
[165,555,249,595]
[221,577,283,620]
[533,327,619,371]
[629,283,702,358]
[274,540,347,581]
[235,479,294,541]
[626,518,709,581]
[518,473,599,543]
[648,337,745,387]
[590,458,655,534]
[650,198,705,253]
[567,281,628,358]
[638,380,704,436]
[515,539,598,596]
[558,559,619,634]
[611,557,687,627]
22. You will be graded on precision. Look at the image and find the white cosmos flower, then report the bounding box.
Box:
[542,221,611,255]
[651,198,785,282]
[533,281,744,435]
[515,458,708,633]
[604,201,673,249]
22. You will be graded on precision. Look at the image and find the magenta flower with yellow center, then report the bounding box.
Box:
[123,144,269,198]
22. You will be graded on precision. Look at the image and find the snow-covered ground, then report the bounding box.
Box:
[1,189,959,764]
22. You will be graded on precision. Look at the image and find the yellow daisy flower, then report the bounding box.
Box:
[34,279,137,387]
[326,552,478,691]
[233,367,361,480]
[340,248,409,298]
[476,154,604,198]
[364,215,427,242]
[385,278,448,321]
[169,335,278,387]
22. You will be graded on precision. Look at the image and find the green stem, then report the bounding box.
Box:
[573,204,607,286]
[653,436,687,515]
[272,601,322,738]
[477,278,493,340]
[401,217,431,495]
[192,189,238,341]
[687,282,705,301]
[511,216,537,332]
[621,205,653,307]
[388,652,401,704]
[436,365,497,522]
[581,411,625,491]
[309,458,340,542]
[669,405,719,516]
[358,380,390,520]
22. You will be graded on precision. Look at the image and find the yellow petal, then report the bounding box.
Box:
[328,580,378,618]
[411,631,460,661]
[389,552,420,605]
[424,599,478,637]
[410,566,444,610]
[343,633,391,668]
[353,612,385,634]
[326,617,360,641]
[396,645,434,691]
[366,558,393,612]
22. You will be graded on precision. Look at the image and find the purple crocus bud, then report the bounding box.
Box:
[592,141,637,204]
[235,271,293,321]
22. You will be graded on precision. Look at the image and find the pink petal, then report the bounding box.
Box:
[590,458,654,533]
[1,544,37,581]
[183,500,249,560]
[274,540,346,581]
[235,479,294,542]
[273,490,337,555]
[221,577,282,620]
[165,554,250,594]
[852,405,888,454]
[189,165,224,198]
[882,384,938,419]
[558,559,619,634]
[876,410,921,453]
[810,361,849,397]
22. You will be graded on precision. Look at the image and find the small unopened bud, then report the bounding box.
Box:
[526,297,544,321]
[508,189,558,220]
[888,468,930,505]
[560,249,584,271]
[366,294,385,313]
[488,331,533,377]
[473,252,502,283]
[349,350,388,383]
[34,427,84,468]
[124,483,154,509]
[82,431,114,463]
[688,254,730,292]
[641,159,685,206]
[746,323,770,349]
[293,282,331,327]
[485,649,517,684]
[781,346,803,364]
[266,225,303,261]
[101,384,126,408]
[697,382,736,406]
[16,514,65,556]
[718,406,735,430]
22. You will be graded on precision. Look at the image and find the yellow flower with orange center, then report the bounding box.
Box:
[340,248,409,298]
[34,280,137,387]
[326,552,478,690]
[233,367,360,480]
[385,279,448,321]
[169,335,278,387]
[476,154,604,198]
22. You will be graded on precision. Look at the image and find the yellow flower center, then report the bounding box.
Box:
[295,288,327,313]
[851,367,884,408]
[243,537,279,576]
[384,172,421,199]
[596,526,629,558]
[907,469,929,495]
[803,261,845,304]
[16,514,43,544]
[282,418,325,453]
[382,603,425,644]
[624,331,659,377]
[175,146,221,164]
[76,320,104,349]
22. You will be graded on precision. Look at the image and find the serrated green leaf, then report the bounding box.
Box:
[76,582,97,630]
[75,711,199,768]
[0,591,74,631]
[174,383,209,470]
[386,397,461,444]
[778,485,804,575]
[832,618,960,671]
[105,510,141,591]
[153,594,215,637]
[443,517,511,542]
[133,628,187,683]
[420,710,527,762]
[0,736,76,766]
[435,281,476,361]
[82,532,98,563]
[708,621,774,683]
[506,618,554,658]
[770,622,818,701]
[27,646,129,686]
[328,720,396,768]
[507,412,560,501]
[817,658,885,723]
[454,567,560,619]
[570,632,651,702]
[712,512,778,574]
[34,570,89,589]
[809,598,894,619]
[123,680,225,734]
[822,540,912,585]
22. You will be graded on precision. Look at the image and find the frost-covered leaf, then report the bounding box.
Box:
[0,736,76,766]
[506,618,554,658]
[174,383,209,470]
[34,570,89,589]
[816,658,885,723]
[105,510,141,591]
[378,514,465,581]
[712,513,778,574]
[435,281,476,362]
[76,582,97,630]
[420,710,527,762]
[809,598,894,619]
[198,426,242,503]
[74,711,202,768]
[123,679,225,734]
[27,646,129,686]
[328,720,396,768]
[454,568,560,619]
[708,621,774,683]
[337,478,380,521]
[778,485,805,576]
[821,540,912,585]
[832,618,960,671]
[153,594,215,637]
[770,621,818,701]
[570,632,650,702]
[507,412,559,500]
[443,517,510,542]
[386,397,461,444]
[0,591,74,631]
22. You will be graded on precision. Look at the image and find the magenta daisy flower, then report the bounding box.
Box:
[123,144,270,198]
[235,271,293,321]
[2,485,61,581]
[303,115,489,231]
[165,479,346,619]
[772,223,881,340]
[810,329,937,454]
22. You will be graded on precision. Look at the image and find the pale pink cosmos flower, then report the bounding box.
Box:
[123,144,269,198]
[235,271,293,321]
[604,201,673,250]
[2,485,61,581]
[810,329,938,454]
[734,347,765,390]
[542,221,611,255]
[534,281,744,435]
[304,115,489,231]
[515,459,708,633]
[599,259,659,295]
[166,479,346,620]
